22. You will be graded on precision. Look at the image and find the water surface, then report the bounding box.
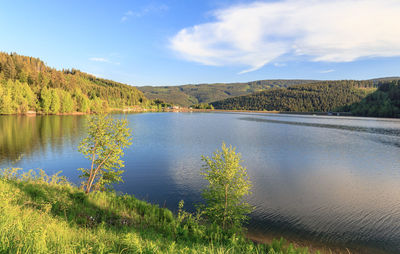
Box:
[1,113,400,253]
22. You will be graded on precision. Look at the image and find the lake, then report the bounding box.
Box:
[1,112,400,253]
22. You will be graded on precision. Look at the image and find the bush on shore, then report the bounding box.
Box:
[0,168,312,253]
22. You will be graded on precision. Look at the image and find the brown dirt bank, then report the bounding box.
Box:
[246,230,389,254]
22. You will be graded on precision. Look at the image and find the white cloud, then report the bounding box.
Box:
[89,57,120,65]
[274,63,287,67]
[121,11,133,22]
[319,69,335,73]
[89,57,108,62]
[121,4,168,22]
[170,0,400,73]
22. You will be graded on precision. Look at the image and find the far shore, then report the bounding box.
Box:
[155,108,355,117]
[3,108,397,119]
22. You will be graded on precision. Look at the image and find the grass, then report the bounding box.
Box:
[0,168,313,254]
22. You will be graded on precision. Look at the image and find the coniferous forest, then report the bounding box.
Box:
[210,81,378,112]
[0,52,147,114]
[345,80,400,118]
[211,79,400,118]
[139,80,316,107]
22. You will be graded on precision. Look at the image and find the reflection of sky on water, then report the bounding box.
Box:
[233,114,400,252]
[1,113,400,252]
[240,112,400,129]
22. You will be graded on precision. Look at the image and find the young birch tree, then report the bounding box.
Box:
[78,115,132,193]
[201,143,253,230]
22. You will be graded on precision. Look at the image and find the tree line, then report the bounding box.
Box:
[211,80,379,112]
[344,80,400,118]
[139,79,317,107]
[191,103,214,109]
[0,52,148,114]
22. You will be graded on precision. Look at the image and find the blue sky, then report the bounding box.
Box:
[1,0,400,86]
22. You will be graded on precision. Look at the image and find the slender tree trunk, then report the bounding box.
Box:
[223,184,228,229]
[86,152,112,193]
[85,146,97,194]
[87,165,100,194]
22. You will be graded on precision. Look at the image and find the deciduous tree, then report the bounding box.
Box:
[50,89,60,114]
[200,143,253,230]
[40,87,51,114]
[78,115,132,193]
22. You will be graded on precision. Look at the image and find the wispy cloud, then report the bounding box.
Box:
[319,69,335,74]
[121,4,168,22]
[121,11,134,22]
[170,0,400,73]
[89,57,120,65]
[89,57,108,62]
[274,63,287,67]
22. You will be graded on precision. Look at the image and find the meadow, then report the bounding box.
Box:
[0,168,311,254]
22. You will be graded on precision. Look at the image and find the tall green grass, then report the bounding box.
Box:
[0,168,312,253]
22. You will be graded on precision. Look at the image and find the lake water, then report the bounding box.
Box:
[1,112,400,253]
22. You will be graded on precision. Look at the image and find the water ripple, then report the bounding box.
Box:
[239,117,400,137]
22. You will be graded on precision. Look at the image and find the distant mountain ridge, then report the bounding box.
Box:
[138,80,316,106]
[210,79,400,116]
[138,77,400,107]
[369,77,400,83]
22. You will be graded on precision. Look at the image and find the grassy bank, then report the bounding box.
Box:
[0,168,311,254]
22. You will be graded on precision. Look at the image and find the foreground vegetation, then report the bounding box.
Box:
[78,115,133,193]
[200,143,253,231]
[0,52,148,114]
[0,168,311,254]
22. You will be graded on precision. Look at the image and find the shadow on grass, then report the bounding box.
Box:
[7,180,248,252]
[10,181,128,227]
[0,172,309,253]
[8,180,177,236]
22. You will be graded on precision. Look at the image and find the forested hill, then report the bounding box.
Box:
[0,52,147,114]
[345,80,400,118]
[138,80,316,107]
[210,80,381,112]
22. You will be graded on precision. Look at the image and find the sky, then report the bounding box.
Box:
[1,0,400,86]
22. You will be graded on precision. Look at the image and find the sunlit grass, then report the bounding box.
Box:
[0,168,312,253]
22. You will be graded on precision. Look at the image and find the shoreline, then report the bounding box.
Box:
[0,169,313,254]
[2,109,400,121]
[246,229,389,254]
